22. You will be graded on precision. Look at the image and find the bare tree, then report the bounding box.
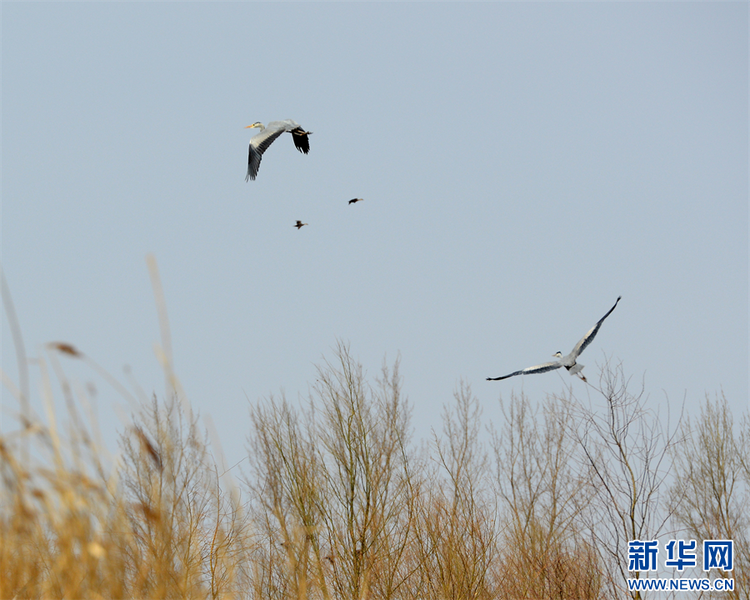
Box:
[246,342,414,600]
[120,396,251,598]
[493,393,602,599]
[248,393,328,599]
[570,360,683,599]
[412,381,497,600]
[670,394,749,599]
[314,343,414,600]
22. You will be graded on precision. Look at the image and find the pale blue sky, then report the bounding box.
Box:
[2,2,747,467]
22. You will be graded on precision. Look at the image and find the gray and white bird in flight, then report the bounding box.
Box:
[487,296,621,383]
[245,120,311,181]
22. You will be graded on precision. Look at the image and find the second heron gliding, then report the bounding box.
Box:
[487,296,621,383]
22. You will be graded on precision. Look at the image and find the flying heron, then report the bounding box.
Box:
[294,221,308,230]
[245,120,311,181]
[348,198,364,205]
[487,296,621,383]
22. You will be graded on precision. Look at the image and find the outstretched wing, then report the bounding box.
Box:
[246,120,311,181]
[290,127,310,154]
[569,296,621,360]
[272,119,310,154]
[487,361,562,381]
[246,125,287,181]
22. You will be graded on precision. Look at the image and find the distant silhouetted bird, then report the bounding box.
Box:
[245,119,311,181]
[348,198,364,205]
[294,221,308,230]
[48,342,82,357]
[487,296,621,383]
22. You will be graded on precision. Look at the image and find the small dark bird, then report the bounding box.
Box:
[294,221,308,229]
[49,342,82,357]
[348,198,364,205]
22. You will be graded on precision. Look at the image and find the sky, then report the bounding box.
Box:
[2,2,747,470]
